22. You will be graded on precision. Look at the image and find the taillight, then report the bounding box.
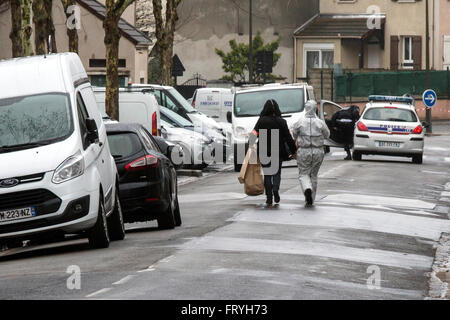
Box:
[357,121,368,131]
[191,100,195,107]
[125,155,158,171]
[411,125,423,134]
[152,112,157,136]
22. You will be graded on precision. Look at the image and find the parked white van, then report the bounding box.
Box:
[92,87,161,136]
[0,53,125,249]
[191,88,234,123]
[230,83,316,171]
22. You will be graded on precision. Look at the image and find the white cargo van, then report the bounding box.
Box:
[191,88,233,122]
[92,88,161,136]
[0,53,124,249]
[230,83,316,171]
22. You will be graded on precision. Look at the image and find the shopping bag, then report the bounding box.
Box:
[238,146,264,196]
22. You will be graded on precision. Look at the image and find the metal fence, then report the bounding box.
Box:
[336,69,450,101]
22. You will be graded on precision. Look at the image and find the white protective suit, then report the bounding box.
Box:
[292,101,330,201]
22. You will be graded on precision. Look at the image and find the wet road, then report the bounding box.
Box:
[0,134,449,300]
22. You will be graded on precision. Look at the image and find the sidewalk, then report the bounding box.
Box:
[426,120,450,136]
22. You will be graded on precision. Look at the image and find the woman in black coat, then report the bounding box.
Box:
[249,99,297,206]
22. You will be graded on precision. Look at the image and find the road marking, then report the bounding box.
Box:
[86,287,112,298]
[179,192,247,203]
[181,236,432,270]
[160,255,174,263]
[323,193,435,210]
[445,157,450,163]
[228,205,450,240]
[138,267,156,273]
[112,275,136,285]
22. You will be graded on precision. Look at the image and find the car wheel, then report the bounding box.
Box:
[352,151,362,161]
[412,154,423,164]
[88,197,110,249]
[157,194,176,230]
[107,187,125,241]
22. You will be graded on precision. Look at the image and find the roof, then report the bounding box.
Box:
[294,14,386,39]
[234,83,308,95]
[105,122,143,133]
[76,0,151,46]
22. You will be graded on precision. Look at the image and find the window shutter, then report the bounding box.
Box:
[412,36,422,70]
[390,36,399,70]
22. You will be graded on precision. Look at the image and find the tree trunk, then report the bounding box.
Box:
[44,0,57,53]
[22,0,33,56]
[9,0,23,57]
[33,0,47,55]
[104,12,121,120]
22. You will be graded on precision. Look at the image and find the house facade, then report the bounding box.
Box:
[0,0,150,86]
[171,0,319,84]
[294,0,446,80]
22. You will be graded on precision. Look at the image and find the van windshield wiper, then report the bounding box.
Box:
[0,142,46,153]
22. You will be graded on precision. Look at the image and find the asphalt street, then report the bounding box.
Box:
[0,131,449,300]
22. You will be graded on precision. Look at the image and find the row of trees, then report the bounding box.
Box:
[4,0,180,121]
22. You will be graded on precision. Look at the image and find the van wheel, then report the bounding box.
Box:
[352,151,362,161]
[88,198,110,249]
[108,188,125,241]
[412,154,423,164]
[157,195,176,230]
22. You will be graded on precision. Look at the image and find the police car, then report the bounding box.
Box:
[352,95,426,164]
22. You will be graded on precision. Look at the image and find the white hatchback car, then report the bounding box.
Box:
[353,95,425,164]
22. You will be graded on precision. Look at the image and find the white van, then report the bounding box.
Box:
[92,88,161,136]
[230,83,315,171]
[0,53,124,249]
[192,88,234,123]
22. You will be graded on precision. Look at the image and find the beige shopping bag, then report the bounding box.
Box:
[238,145,264,196]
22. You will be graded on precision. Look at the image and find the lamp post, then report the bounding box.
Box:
[249,0,253,84]
[425,0,433,133]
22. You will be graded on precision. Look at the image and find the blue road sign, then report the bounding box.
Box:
[422,89,437,108]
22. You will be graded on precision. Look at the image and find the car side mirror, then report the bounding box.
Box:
[227,111,232,123]
[86,118,99,144]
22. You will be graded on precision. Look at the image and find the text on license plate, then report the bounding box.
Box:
[0,207,36,222]
[378,141,401,148]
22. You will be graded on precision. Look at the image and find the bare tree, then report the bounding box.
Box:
[9,0,23,57]
[152,0,181,85]
[61,0,79,53]
[104,0,135,120]
[8,0,33,57]
[33,0,57,54]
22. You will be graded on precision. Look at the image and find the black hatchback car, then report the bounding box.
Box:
[105,123,181,229]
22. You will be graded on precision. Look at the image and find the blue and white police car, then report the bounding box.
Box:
[353,95,425,164]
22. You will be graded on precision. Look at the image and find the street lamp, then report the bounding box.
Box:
[425,0,433,133]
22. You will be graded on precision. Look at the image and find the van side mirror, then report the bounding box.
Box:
[227,111,232,123]
[86,118,99,144]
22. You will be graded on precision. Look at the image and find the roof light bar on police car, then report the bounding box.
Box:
[368,95,414,105]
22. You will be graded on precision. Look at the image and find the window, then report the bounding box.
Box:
[402,36,413,69]
[363,108,417,122]
[77,92,90,149]
[107,133,142,159]
[303,43,334,77]
[140,127,160,152]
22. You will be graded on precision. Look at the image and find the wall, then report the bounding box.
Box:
[319,0,433,70]
[173,0,319,83]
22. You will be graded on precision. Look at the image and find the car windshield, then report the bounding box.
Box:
[168,88,196,113]
[363,107,417,122]
[234,88,305,117]
[161,107,194,127]
[107,132,142,159]
[0,93,73,151]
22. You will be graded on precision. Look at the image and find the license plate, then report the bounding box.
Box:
[378,141,401,148]
[0,207,36,222]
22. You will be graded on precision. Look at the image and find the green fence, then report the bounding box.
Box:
[336,69,450,101]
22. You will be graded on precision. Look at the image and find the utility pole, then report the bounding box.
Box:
[249,0,253,84]
[425,0,433,133]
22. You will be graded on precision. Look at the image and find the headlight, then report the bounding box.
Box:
[52,153,84,184]
[234,126,249,139]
